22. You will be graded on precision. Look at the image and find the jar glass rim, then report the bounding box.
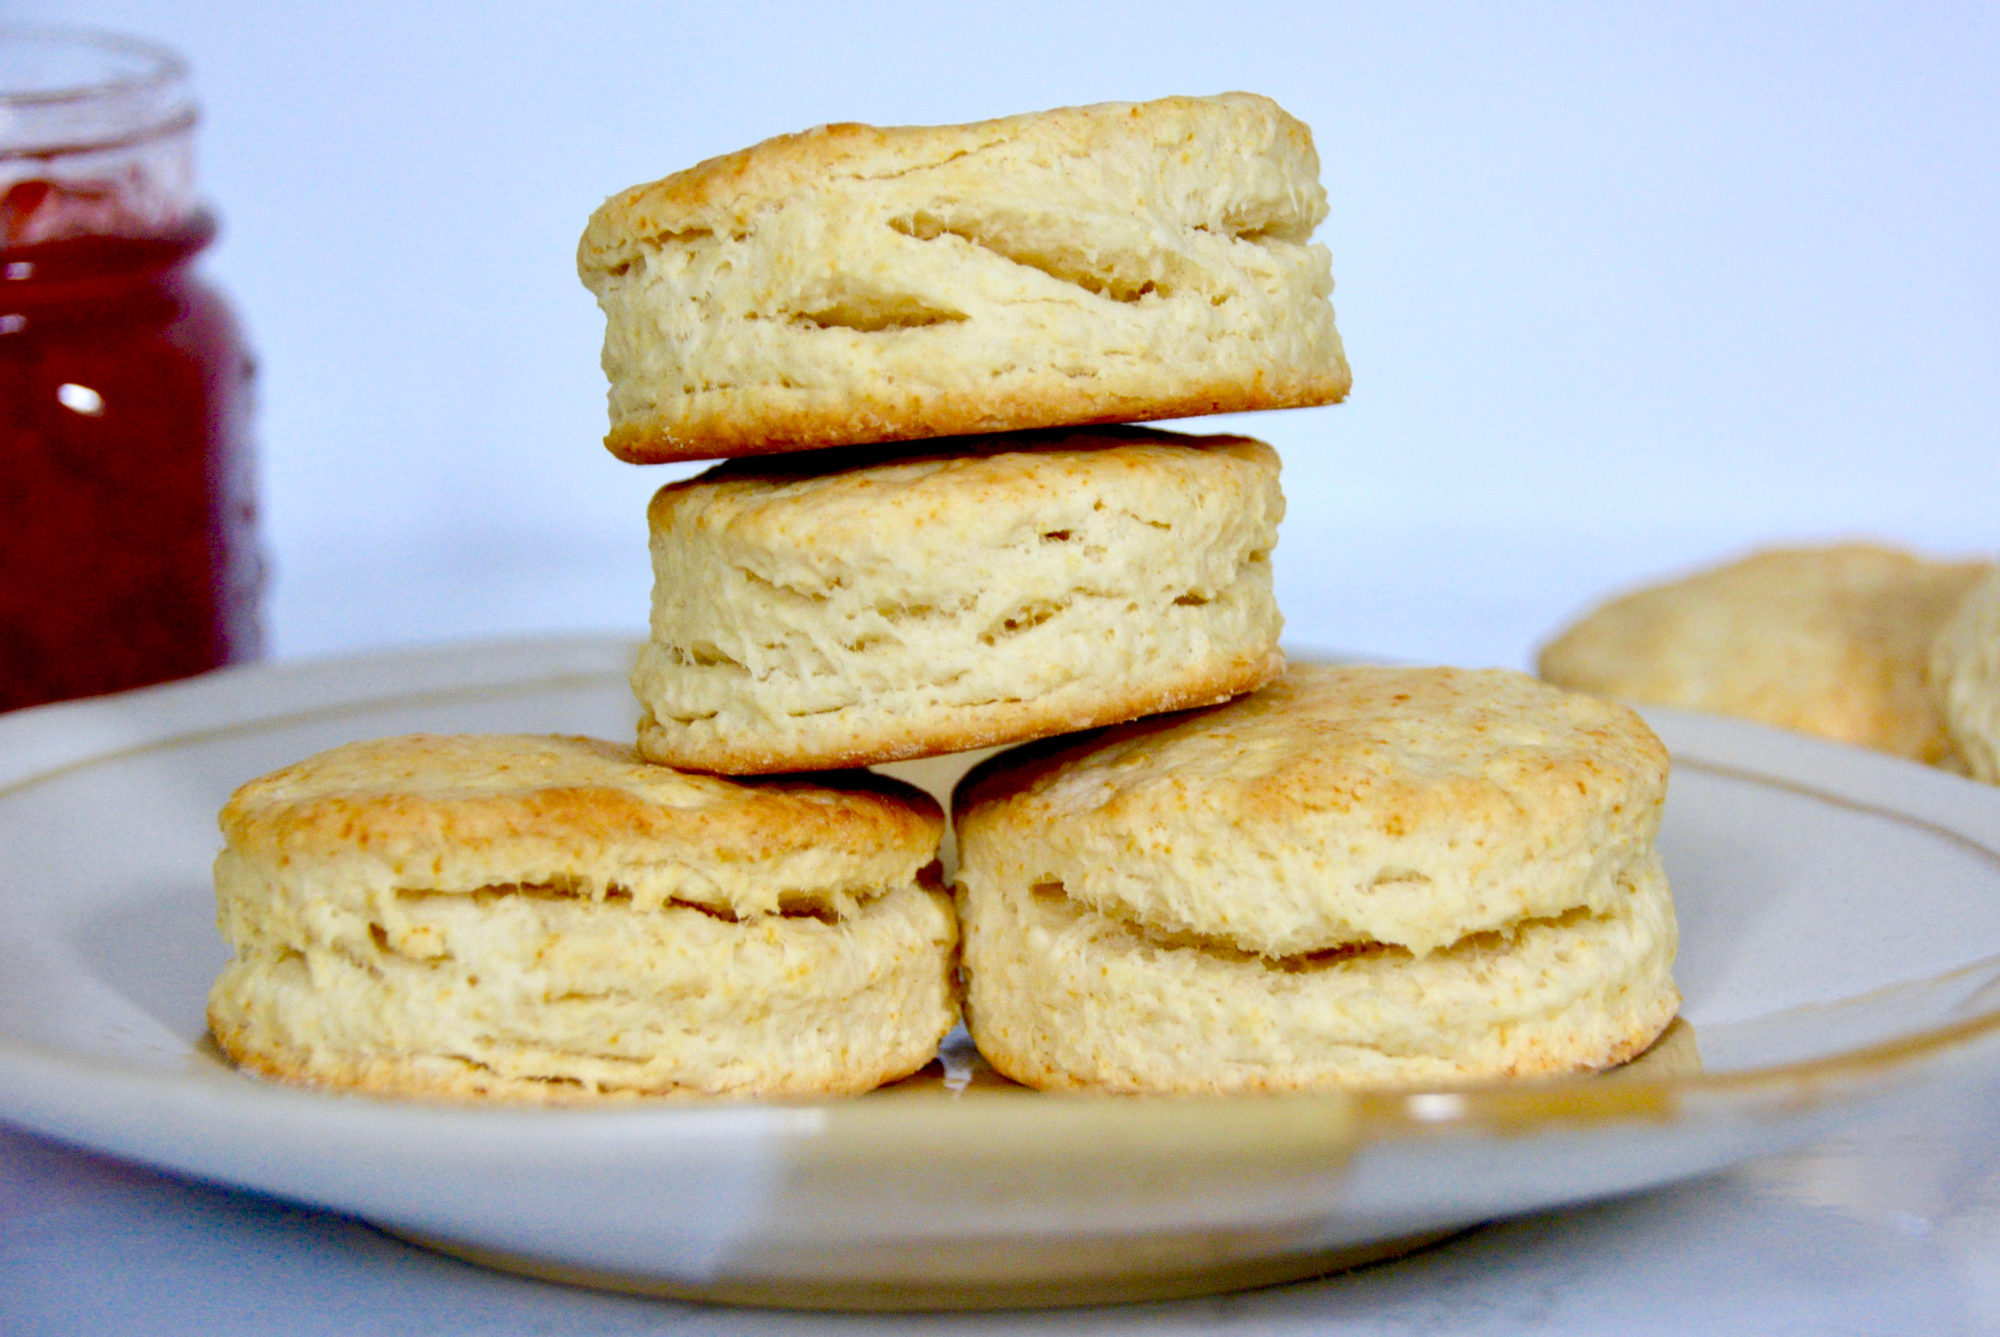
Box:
[0,24,188,105]
[0,26,194,157]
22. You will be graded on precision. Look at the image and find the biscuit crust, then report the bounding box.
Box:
[1537,542,1993,764]
[207,734,957,1101]
[578,93,1349,461]
[632,428,1286,774]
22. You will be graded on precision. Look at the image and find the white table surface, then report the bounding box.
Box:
[5,1066,1999,1336]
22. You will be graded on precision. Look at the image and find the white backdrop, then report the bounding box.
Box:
[14,0,1998,669]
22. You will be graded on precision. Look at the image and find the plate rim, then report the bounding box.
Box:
[2,633,1999,1162]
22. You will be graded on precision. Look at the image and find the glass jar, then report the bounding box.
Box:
[0,26,262,712]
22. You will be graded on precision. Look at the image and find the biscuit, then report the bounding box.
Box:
[1932,567,2000,783]
[578,93,1349,462]
[631,426,1286,774]
[1537,543,1994,765]
[953,664,1680,1093]
[206,734,957,1102]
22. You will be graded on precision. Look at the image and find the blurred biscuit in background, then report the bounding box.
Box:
[1537,542,1993,765]
[1932,566,2000,783]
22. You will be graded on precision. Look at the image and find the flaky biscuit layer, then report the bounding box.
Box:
[210,873,958,1102]
[960,860,1678,1094]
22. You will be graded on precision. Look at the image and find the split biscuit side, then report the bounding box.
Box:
[209,867,958,1102]
[959,857,1678,1094]
[578,93,1349,461]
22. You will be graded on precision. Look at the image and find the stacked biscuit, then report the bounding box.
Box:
[208,93,1680,1101]
[583,91,1344,775]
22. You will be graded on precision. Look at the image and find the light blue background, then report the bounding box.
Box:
[14,1,1998,667]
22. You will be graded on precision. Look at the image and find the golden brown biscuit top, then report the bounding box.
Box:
[220,733,942,917]
[579,92,1325,280]
[962,663,1665,831]
[955,664,1669,956]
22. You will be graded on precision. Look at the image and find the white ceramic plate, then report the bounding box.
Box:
[2,636,1999,1310]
